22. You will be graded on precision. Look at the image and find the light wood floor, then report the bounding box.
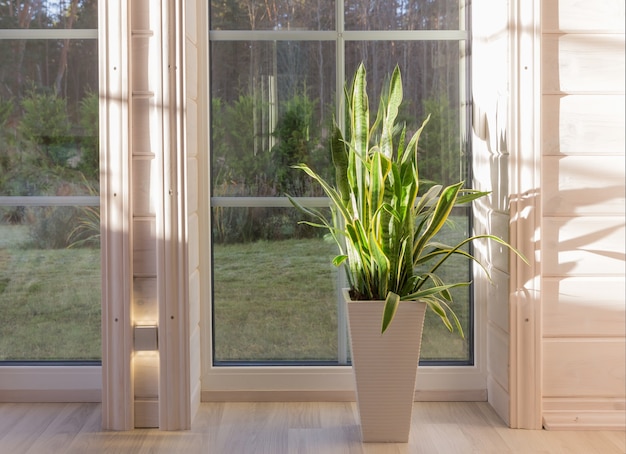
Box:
[0,401,624,453]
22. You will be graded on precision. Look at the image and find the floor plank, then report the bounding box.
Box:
[0,401,621,454]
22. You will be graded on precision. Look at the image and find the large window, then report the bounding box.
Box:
[0,1,99,362]
[209,0,471,365]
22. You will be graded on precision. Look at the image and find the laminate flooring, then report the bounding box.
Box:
[0,401,623,453]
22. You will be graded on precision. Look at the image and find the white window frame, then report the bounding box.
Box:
[201,1,489,401]
[0,26,101,402]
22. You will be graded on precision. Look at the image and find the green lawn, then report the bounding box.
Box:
[213,222,471,363]
[0,222,470,363]
[0,225,101,360]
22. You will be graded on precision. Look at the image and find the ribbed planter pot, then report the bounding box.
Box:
[345,290,427,443]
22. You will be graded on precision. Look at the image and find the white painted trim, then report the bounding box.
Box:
[99,0,134,431]
[508,0,543,430]
[0,366,101,402]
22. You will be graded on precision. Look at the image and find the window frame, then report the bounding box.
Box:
[202,0,487,399]
[0,24,101,398]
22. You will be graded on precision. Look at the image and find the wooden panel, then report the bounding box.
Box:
[543,156,625,216]
[494,154,510,210]
[131,37,151,93]
[488,210,511,273]
[542,0,625,32]
[487,375,510,426]
[543,217,625,276]
[185,0,198,44]
[543,340,626,397]
[543,397,626,429]
[135,399,159,428]
[186,40,198,100]
[189,269,200,329]
[130,0,151,30]
[487,325,509,393]
[186,100,198,158]
[544,409,626,430]
[133,219,157,276]
[487,268,511,333]
[543,277,626,337]
[132,277,157,323]
[544,397,626,411]
[476,154,510,212]
[188,213,199,271]
[132,157,156,216]
[542,95,625,155]
[187,157,198,213]
[131,97,154,155]
[542,34,625,93]
[134,353,159,398]
[190,326,201,395]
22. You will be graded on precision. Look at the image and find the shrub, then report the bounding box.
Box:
[19,89,73,166]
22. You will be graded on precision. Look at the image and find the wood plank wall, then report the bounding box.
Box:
[185,0,205,423]
[129,0,161,428]
[540,0,625,430]
[471,0,514,426]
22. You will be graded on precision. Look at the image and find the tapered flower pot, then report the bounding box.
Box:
[345,291,427,443]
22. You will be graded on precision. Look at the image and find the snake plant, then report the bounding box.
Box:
[290,63,524,334]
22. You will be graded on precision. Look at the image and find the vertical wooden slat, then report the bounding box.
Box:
[508,0,543,430]
[100,0,134,431]
[158,0,191,430]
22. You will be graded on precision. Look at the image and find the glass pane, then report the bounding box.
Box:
[0,39,99,196]
[210,0,335,31]
[345,40,465,187]
[345,0,461,31]
[212,207,338,362]
[211,41,335,197]
[0,0,98,29]
[0,207,101,360]
[419,209,471,361]
[345,41,470,362]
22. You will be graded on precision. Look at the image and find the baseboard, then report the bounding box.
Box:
[543,398,626,430]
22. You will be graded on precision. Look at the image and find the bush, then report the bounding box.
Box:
[26,206,79,249]
[77,91,99,178]
[19,89,73,166]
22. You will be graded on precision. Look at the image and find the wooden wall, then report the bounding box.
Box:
[185,0,206,423]
[472,0,625,430]
[471,0,514,426]
[540,0,625,430]
[102,0,200,429]
[102,0,624,431]
[129,0,162,428]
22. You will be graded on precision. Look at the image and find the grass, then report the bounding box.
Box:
[212,238,340,362]
[0,218,471,363]
[213,217,471,363]
[0,226,101,360]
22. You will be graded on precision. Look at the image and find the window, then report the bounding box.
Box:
[0,0,100,363]
[209,0,472,366]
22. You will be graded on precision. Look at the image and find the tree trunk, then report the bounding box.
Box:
[54,0,79,96]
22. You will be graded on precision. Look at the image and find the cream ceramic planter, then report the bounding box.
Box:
[345,290,427,443]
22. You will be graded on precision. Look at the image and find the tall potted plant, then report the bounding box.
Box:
[290,63,524,443]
